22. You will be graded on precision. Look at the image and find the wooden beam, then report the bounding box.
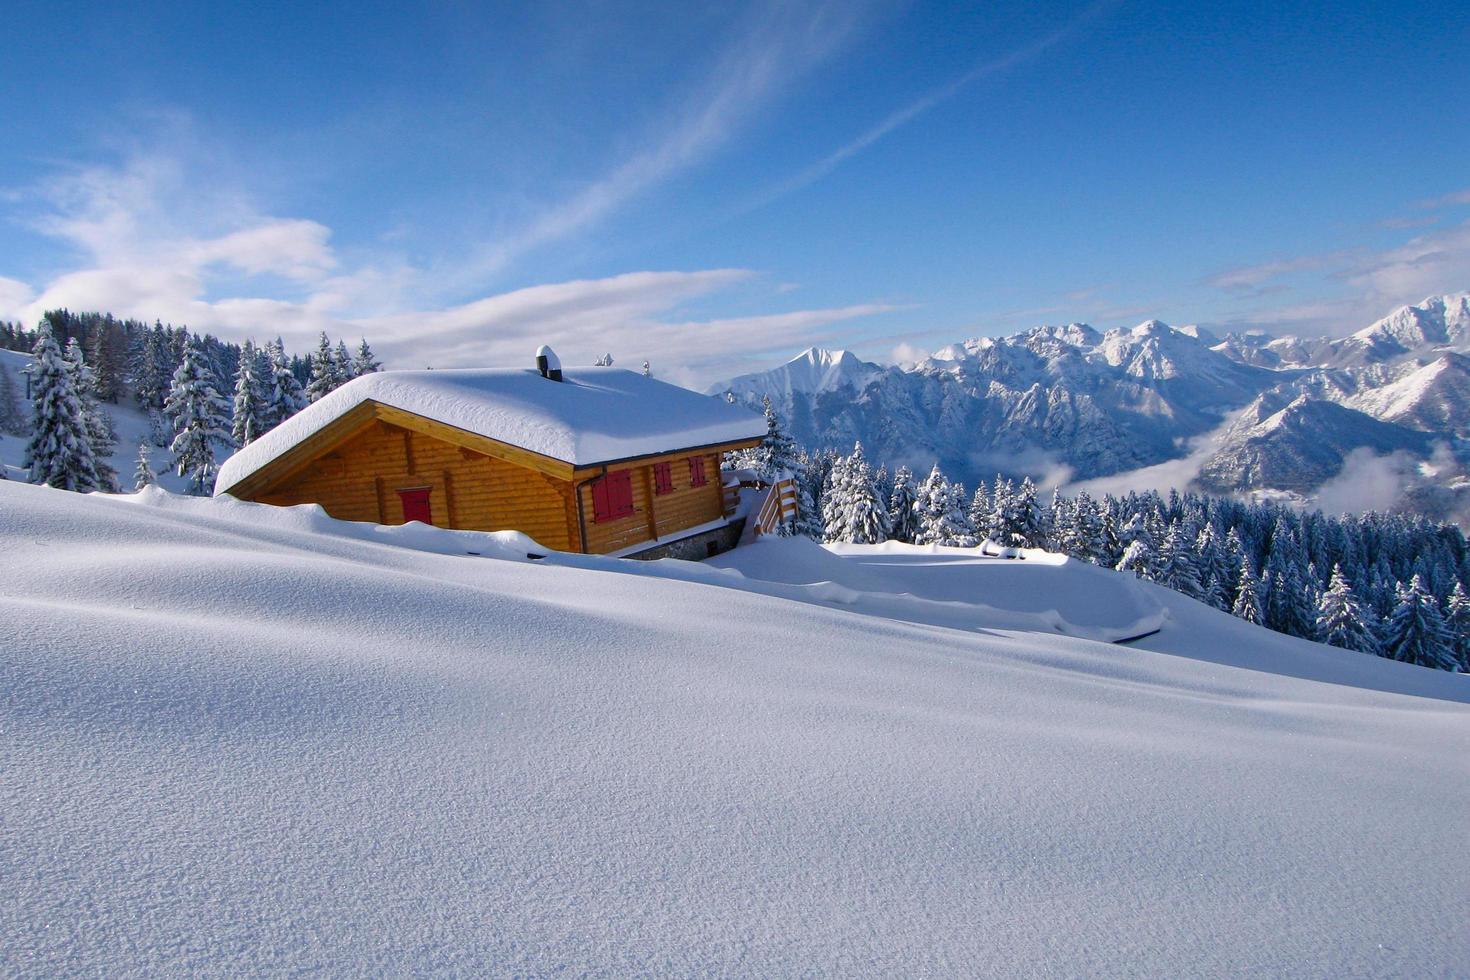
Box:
[371,403,576,481]
[442,469,458,527]
[218,400,379,499]
[642,466,658,541]
[568,437,762,481]
[374,476,387,523]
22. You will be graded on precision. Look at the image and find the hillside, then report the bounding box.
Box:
[708,294,1470,517]
[3,480,1467,974]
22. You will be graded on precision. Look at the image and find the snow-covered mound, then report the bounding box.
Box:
[2,482,1468,975]
[709,537,1167,643]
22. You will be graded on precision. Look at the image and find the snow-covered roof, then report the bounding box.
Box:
[216,367,765,492]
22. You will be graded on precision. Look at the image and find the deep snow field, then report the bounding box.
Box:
[2,480,1468,975]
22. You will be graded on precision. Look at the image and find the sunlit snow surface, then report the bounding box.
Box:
[2,482,1467,975]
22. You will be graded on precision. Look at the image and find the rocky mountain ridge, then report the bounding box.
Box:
[708,293,1470,518]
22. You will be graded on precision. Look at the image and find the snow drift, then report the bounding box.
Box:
[2,481,1467,975]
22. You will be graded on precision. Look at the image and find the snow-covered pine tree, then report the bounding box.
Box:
[351,339,381,377]
[1156,521,1204,599]
[133,440,157,492]
[967,481,990,540]
[821,443,891,544]
[165,338,231,495]
[1443,581,1470,672]
[642,360,651,377]
[23,326,100,491]
[791,448,825,540]
[760,396,801,479]
[913,465,973,546]
[231,340,269,447]
[1315,564,1379,655]
[131,323,176,412]
[64,337,118,490]
[306,333,342,403]
[987,477,1017,545]
[1012,477,1043,547]
[263,338,307,429]
[1201,573,1228,611]
[1115,539,1154,579]
[334,339,354,381]
[1231,557,1265,625]
[0,360,26,435]
[888,466,919,543]
[1382,575,1456,670]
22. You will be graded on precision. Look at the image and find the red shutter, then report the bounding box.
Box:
[591,477,611,522]
[591,471,635,521]
[688,456,708,487]
[397,487,433,525]
[653,462,673,495]
[610,470,634,516]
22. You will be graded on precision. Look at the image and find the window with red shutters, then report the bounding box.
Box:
[687,455,708,487]
[591,470,635,521]
[653,461,674,495]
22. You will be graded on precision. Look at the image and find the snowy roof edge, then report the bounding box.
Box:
[215,367,765,494]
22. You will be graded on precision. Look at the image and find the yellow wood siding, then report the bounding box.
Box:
[258,420,577,552]
[578,452,723,554]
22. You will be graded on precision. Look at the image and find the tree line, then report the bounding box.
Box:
[1,310,379,495]
[730,396,1470,673]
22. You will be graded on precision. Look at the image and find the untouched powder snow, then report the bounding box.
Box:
[216,366,765,493]
[2,481,1469,975]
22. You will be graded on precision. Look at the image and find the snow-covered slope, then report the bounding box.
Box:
[709,347,883,402]
[0,347,180,490]
[3,481,1467,975]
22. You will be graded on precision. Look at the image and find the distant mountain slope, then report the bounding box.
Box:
[708,294,1470,516]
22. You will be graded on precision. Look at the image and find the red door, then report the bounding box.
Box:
[398,488,433,525]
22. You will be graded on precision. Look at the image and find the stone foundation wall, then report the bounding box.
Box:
[626,519,745,561]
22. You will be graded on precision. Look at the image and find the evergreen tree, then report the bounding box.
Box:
[23,326,100,491]
[1115,539,1154,579]
[1156,521,1204,599]
[1315,565,1379,655]
[0,361,26,435]
[334,339,354,381]
[913,464,975,546]
[64,337,118,490]
[230,340,268,447]
[822,443,891,544]
[1011,477,1043,547]
[887,465,919,543]
[132,323,176,411]
[165,338,230,495]
[263,338,307,428]
[133,440,157,492]
[350,338,381,377]
[1443,581,1470,672]
[1383,575,1456,670]
[1201,573,1228,611]
[1231,558,1265,625]
[306,332,343,402]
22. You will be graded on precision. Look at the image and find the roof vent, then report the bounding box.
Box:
[535,344,563,382]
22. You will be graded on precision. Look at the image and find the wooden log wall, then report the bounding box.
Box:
[578,451,724,555]
[257,419,578,552]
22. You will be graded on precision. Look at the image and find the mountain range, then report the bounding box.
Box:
[709,293,1470,519]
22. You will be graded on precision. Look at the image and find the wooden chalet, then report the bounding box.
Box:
[213,353,766,557]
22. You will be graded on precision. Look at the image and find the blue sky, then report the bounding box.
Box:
[2,0,1468,384]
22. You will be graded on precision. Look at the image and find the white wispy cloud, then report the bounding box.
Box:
[1201,219,1470,336]
[458,0,877,282]
[734,1,1115,215]
[1,150,895,385]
